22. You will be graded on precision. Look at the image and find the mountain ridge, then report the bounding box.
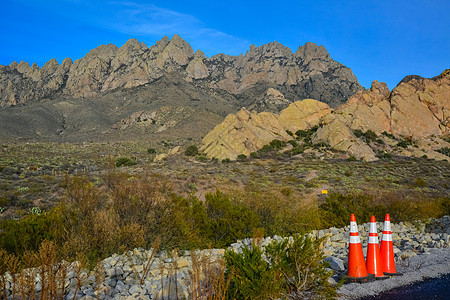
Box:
[0,34,361,109]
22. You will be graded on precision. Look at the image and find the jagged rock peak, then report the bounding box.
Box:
[121,38,147,50]
[295,42,329,59]
[245,41,293,58]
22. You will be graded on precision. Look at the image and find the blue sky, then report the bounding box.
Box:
[1,0,449,89]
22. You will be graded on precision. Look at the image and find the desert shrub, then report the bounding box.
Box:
[295,129,308,138]
[281,187,292,197]
[287,140,298,147]
[205,191,259,248]
[286,130,293,136]
[115,157,137,167]
[290,146,304,155]
[376,138,385,144]
[319,192,449,228]
[237,154,247,161]
[197,155,207,162]
[147,148,156,154]
[413,178,427,187]
[319,193,387,228]
[0,204,69,254]
[347,156,357,162]
[344,170,353,176]
[313,142,328,149]
[382,131,396,139]
[250,152,258,158]
[265,234,335,298]
[295,126,318,140]
[397,140,409,148]
[185,145,199,156]
[225,234,335,299]
[225,244,280,299]
[269,139,286,149]
[353,129,364,138]
[222,158,231,163]
[354,129,377,143]
[364,130,378,141]
[436,147,450,157]
[382,152,392,159]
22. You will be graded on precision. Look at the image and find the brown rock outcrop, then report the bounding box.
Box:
[200,70,450,162]
[200,99,332,160]
[328,70,450,138]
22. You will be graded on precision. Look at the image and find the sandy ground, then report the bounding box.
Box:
[338,248,450,299]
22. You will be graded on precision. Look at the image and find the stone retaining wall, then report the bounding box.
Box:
[1,216,449,299]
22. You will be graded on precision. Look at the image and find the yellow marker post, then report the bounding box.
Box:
[321,190,328,195]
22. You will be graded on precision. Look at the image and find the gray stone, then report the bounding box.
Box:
[129,284,146,295]
[324,256,345,271]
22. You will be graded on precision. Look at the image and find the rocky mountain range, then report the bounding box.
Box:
[0,35,361,109]
[200,70,450,161]
[0,35,362,141]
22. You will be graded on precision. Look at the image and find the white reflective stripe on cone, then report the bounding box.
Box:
[382,234,392,242]
[350,221,358,232]
[368,236,378,244]
[369,222,377,233]
[384,221,391,231]
[350,235,361,244]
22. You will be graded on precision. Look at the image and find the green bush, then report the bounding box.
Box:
[225,234,335,299]
[222,158,231,163]
[319,193,387,228]
[265,234,335,298]
[205,191,259,247]
[250,152,258,158]
[259,145,272,153]
[295,129,308,138]
[115,157,137,167]
[313,142,328,149]
[382,131,396,139]
[364,130,378,141]
[291,146,304,155]
[353,129,364,138]
[347,156,357,162]
[382,152,392,159]
[197,155,207,162]
[397,140,409,148]
[185,145,199,156]
[287,140,298,147]
[286,130,294,136]
[436,147,450,157]
[147,148,156,154]
[225,244,279,299]
[237,154,247,161]
[269,139,286,149]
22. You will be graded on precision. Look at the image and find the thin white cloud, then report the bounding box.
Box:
[101,2,250,56]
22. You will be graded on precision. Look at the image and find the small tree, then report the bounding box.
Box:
[185,145,199,156]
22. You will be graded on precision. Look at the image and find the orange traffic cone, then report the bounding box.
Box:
[366,216,387,278]
[380,214,398,275]
[347,214,368,280]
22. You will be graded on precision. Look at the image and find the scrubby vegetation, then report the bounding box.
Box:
[225,233,335,299]
[184,145,199,156]
[0,141,448,298]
